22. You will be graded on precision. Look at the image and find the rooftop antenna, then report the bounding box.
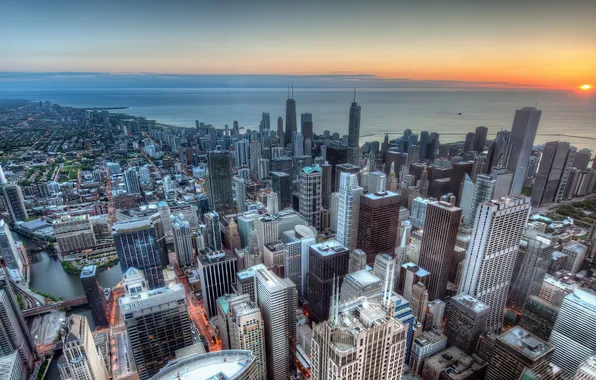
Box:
[288,84,290,98]
[354,87,357,102]
[291,83,294,98]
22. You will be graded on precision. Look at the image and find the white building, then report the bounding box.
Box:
[171,215,194,268]
[467,174,495,226]
[299,166,322,231]
[335,173,363,250]
[0,351,25,380]
[459,195,531,332]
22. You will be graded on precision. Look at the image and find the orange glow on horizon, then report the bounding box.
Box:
[580,84,592,91]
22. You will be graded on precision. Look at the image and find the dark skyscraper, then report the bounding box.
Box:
[474,126,488,153]
[198,250,237,318]
[356,191,400,263]
[277,116,284,147]
[285,89,297,148]
[206,150,234,214]
[507,107,541,195]
[301,112,313,140]
[463,132,476,153]
[419,131,429,161]
[347,90,361,166]
[531,141,575,206]
[272,171,292,210]
[0,183,28,223]
[80,265,108,327]
[483,131,508,174]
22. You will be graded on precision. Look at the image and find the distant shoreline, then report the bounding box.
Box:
[86,107,128,110]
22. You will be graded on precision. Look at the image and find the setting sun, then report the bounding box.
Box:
[580,84,592,91]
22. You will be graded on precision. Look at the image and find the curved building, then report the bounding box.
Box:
[150,350,256,380]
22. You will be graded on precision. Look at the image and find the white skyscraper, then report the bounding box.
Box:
[293,131,304,156]
[0,220,24,281]
[460,173,475,224]
[299,166,322,231]
[257,158,270,180]
[459,195,531,332]
[171,214,194,267]
[368,171,387,194]
[266,192,278,215]
[467,174,495,226]
[234,176,246,213]
[124,167,141,195]
[336,172,364,250]
[254,264,297,380]
[57,315,109,380]
[549,288,596,374]
[139,165,151,184]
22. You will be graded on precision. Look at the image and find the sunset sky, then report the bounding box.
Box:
[1,0,594,89]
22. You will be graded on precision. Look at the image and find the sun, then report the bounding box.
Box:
[580,84,592,91]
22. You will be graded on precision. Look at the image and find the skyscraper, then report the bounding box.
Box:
[234,176,246,213]
[299,166,322,231]
[285,90,297,148]
[466,174,495,226]
[253,264,297,380]
[276,117,284,147]
[80,266,108,328]
[0,183,28,223]
[347,90,362,166]
[249,141,262,174]
[199,250,237,314]
[459,196,531,332]
[308,240,350,322]
[0,220,24,280]
[336,173,364,250]
[113,215,165,290]
[463,132,476,153]
[120,284,193,380]
[282,225,316,299]
[204,211,222,251]
[57,314,109,380]
[227,295,267,380]
[260,112,270,131]
[271,171,291,211]
[293,131,304,156]
[410,282,429,322]
[549,288,596,374]
[531,141,576,206]
[206,150,234,214]
[124,167,141,195]
[474,126,488,153]
[445,294,490,354]
[356,190,400,263]
[171,215,194,267]
[418,201,461,301]
[506,107,541,195]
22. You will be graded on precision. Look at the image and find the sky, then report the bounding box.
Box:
[1,0,595,90]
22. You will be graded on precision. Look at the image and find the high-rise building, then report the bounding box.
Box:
[260,112,271,131]
[576,355,596,379]
[336,173,363,250]
[151,350,258,380]
[466,174,495,226]
[139,165,151,184]
[445,294,490,354]
[298,166,322,231]
[308,240,350,322]
[285,91,297,148]
[573,148,592,171]
[206,150,234,214]
[293,131,304,156]
[334,163,359,193]
[198,250,237,318]
[549,288,596,374]
[57,314,109,380]
[234,139,249,168]
[271,171,292,211]
[257,158,270,180]
[463,132,476,153]
[52,215,97,255]
[0,183,28,223]
[310,294,407,380]
[80,266,108,328]
[347,92,362,166]
[253,264,297,380]
[485,326,553,380]
[249,141,262,174]
[490,166,513,199]
[506,107,541,195]
[474,126,488,153]
[356,191,400,263]
[113,215,165,290]
[277,117,284,147]
[124,167,141,195]
[0,351,25,380]
[204,211,222,252]
[339,269,383,301]
[171,215,194,268]
[410,282,429,322]
[348,248,367,273]
[320,163,333,208]
[282,225,316,298]
[120,284,193,380]
[0,220,24,280]
[409,330,448,375]
[531,141,576,206]
[266,192,278,214]
[418,201,461,301]
[234,176,246,213]
[459,196,531,332]
[410,196,432,228]
[368,171,387,194]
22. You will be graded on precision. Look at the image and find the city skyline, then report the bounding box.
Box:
[1,1,595,90]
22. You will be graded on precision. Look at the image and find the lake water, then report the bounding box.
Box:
[2,87,595,150]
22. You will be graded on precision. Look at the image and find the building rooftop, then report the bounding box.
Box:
[562,242,587,254]
[346,270,382,288]
[499,326,553,360]
[567,288,596,312]
[310,239,348,257]
[120,284,185,313]
[151,350,256,380]
[401,262,431,277]
[80,265,97,279]
[451,294,490,314]
[363,190,399,201]
[414,329,447,348]
[301,166,321,174]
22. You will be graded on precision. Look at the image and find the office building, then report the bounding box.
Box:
[52,215,97,255]
[272,171,292,210]
[0,221,24,280]
[340,269,383,302]
[80,266,108,328]
[485,326,553,380]
[334,163,359,193]
[299,166,322,231]
[171,215,194,268]
[204,211,222,252]
[519,295,559,341]
[549,288,596,374]
[120,284,193,380]
[282,225,316,298]
[234,176,246,213]
[561,241,587,273]
[257,158,270,180]
[490,166,513,199]
[124,168,141,195]
[249,141,262,174]
[466,174,495,226]
[459,196,531,332]
[531,141,576,206]
[151,350,257,380]
[308,240,350,322]
[311,294,407,380]
[474,126,488,153]
[0,183,28,223]
[463,132,475,153]
[227,296,267,380]
[348,248,367,273]
[410,282,429,322]
[445,294,490,354]
[418,201,461,301]
[398,263,430,300]
[253,264,297,380]
[506,107,541,195]
[409,330,448,375]
[335,173,363,250]
[0,287,35,373]
[284,90,297,147]
[234,139,249,168]
[198,250,237,318]
[410,196,432,228]
[113,216,166,290]
[576,355,596,380]
[0,351,25,380]
[206,151,234,214]
[57,314,109,380]
[347,93,362,165]
[368,171,387,194]
[356,191,400,263]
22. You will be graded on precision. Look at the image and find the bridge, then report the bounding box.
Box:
[22,296,88,318]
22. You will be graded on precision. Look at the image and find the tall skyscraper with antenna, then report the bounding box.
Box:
[284,85,297,148]
[347,88,361,166]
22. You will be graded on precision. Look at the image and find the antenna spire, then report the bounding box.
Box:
[291,83,294,98]
[353,87,356,102]
[288,84,290,98]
